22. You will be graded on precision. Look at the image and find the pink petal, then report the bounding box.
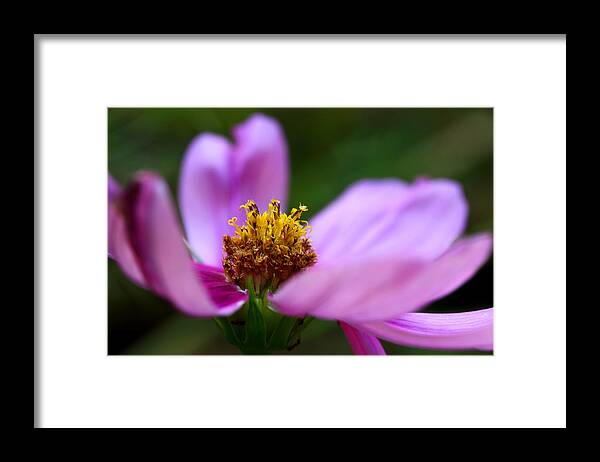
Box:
[271,234,492,322]
[108,173,147,286]
[122,172,242,317]
[109,204,148,288]
[178,113,289,266]
[309,178,467,264]
[108,173,121,203]
[109,177,244,306]
[339,322,386,355]
[193,263,248,308]
[358,308,494,350]
[179,133,234,266]
[231,113,289,216]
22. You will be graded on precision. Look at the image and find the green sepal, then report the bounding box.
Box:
[268,315,298,350]
[213,316,242,348]
[214,281,315,354]
[287,316,315,347]
[243,284,267,351]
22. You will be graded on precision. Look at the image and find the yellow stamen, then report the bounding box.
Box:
[222,199,317,292]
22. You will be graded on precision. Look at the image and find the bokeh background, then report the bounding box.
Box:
[108,108,493,355]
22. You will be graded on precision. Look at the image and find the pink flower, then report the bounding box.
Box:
[109,113,493,355]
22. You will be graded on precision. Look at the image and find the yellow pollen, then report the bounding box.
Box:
[222,199,317,292]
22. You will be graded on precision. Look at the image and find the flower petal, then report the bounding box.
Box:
[178,113,290,266]
[109,205,148,288]
[271,234,492,322]
[309,178,468,264]
[194,263,247,309]
[108,173,147,286]
[108,173,121,203]
[339,322,386,355]
[179,133,234,266]
[358,308,494,350]
[122,172,242,317]
[230,113,289,216]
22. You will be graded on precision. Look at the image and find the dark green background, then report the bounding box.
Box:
[108,108,493,355]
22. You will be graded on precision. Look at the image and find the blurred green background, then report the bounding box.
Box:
[108,108,493,355]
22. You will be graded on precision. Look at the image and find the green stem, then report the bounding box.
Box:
[213,283,315,354]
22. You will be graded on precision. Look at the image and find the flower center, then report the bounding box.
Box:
[222,199,317,292]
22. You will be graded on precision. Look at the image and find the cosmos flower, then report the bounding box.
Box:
[108,113,493,355]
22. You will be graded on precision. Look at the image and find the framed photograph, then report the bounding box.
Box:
[35,35,566,428]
